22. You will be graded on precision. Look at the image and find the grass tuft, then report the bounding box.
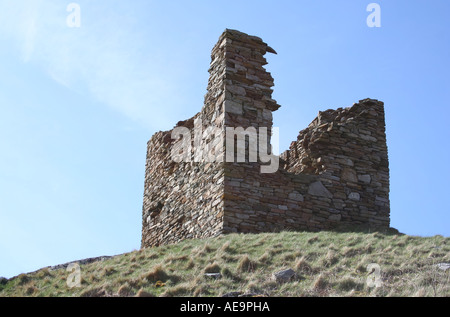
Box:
[203,262,221,274]
[116,284,131,297]
[294,256,314,274]
[135,288,156,297]
[237,254,257,273]
[141,264,169,283]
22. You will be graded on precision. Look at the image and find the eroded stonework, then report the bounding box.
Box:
[141,29,390,248]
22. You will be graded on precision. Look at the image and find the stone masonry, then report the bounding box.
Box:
[141,29,390,248]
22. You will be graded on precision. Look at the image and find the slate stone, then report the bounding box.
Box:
[348,192,361,201]
[358,175,372,184]
[342,168,357,183]
[288,191,304,202]
[308,182,333,198]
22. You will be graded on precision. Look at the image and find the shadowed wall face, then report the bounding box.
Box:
[141,29,390,248]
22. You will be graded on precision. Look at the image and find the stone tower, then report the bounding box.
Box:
[141,29,390,248]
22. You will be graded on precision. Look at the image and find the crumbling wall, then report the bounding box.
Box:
[281,100,390,228]
[223,99,390,234]
[141,29,391,248]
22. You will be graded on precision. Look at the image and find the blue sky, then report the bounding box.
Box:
[0,0,449,279]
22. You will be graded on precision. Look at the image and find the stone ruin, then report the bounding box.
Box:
[141,29,391,248]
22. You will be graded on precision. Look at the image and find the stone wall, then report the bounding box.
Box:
[141,29,391,248]
[281,100,390,228]
[223,98,390,234]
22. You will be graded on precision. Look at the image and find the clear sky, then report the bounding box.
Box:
[1,0,449,279]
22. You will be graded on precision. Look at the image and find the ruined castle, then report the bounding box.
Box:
[141,29,390,248]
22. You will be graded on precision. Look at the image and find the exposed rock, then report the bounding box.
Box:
[50,256,113,271]
[204,273,222,279]
[222,291,242,297]
[436,263,450,271]
[239,293,267,297]
[273,268,296,283]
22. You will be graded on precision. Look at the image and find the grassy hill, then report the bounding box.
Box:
[1,230,449,297]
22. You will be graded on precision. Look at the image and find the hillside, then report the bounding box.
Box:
[0,230,449,297]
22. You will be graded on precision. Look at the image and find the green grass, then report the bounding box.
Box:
[1,231,449,297]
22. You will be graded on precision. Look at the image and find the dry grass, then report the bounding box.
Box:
[237,254,257,273]
[1,231,449,297]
